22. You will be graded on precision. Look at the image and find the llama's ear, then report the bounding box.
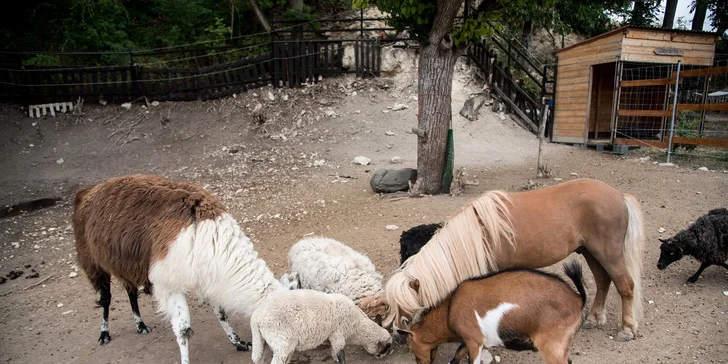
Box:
[396,329,412,338]
[375,314,383,327]
[409,279,420,293]
[658,237,668,243]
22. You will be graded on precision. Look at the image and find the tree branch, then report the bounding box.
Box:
[247,0,271,32]
[428,0,465,46]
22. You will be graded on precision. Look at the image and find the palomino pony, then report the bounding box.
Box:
[385,178,645,341]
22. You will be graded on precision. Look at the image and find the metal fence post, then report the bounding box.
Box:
[667,60,681,164]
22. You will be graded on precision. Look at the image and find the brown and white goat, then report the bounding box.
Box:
[73,174,287,364]
[395,261,586,364]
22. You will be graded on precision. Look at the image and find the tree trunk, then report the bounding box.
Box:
[246,0,271,32]
[412,43,458,195]
[662,0,678,28]
[692,1,708,31]
[289,0,304,11]
[410,0,462,195]
[521,20,533,49]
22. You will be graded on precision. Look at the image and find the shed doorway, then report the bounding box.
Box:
[587,62,617,143]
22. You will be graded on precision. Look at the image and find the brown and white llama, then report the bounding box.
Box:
[72,174,287,364]
[395,261,587,364]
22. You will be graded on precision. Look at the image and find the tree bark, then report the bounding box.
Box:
[410,0,462,195]
[412,43,458,195]
[246,0,271,32]
[521,20,533,49]
[662,0,678,28]
[692,1,708,31]
[289,0,304,11]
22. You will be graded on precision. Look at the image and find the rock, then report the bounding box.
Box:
[267,91,275,101]
[570,172,579,177]
[648,300,654,304]
[99,100,108,106]
[282,94,289,101]
[151,101,160,107]
[353,156,371,165]
[325,109,336,117]
[553,177,564,181]
[252,103,263,115]
[385,131,395,136]
[459,94,487,121]
[69,271,78,278]
[639,156,650,162]
[659,162,675,167]
[391,103,408,111]
[698,167,709,171]
[723,291,728,296]
[499,112,507,121]
[351,91,357,97]
[57,303,64,308]
[313,159,326,167]
[353,110,361,114]
[319,98,332,106]
[658,227,666,233]
[56,158,64,164]
[370,168,417,193]
[390,156,402,164]
[385,225,399,230]
[121,102,132,110]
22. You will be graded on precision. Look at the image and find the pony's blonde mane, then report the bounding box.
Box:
[385,190,516,325]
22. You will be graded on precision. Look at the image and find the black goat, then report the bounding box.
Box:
[657,208,728,283]
[399,223,442,264]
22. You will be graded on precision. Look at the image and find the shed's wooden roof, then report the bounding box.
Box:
[554,25,719,54]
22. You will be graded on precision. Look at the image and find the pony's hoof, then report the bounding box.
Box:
[614,332,634,342]
[235,341,252,351]
[687,277,698,284]
[98,331,111,345]
[582,320,598,329]
[136,322,151,334]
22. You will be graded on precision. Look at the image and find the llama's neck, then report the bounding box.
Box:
[191,213,284,317]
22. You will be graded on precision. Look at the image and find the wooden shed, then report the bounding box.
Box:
[551,26,719,145]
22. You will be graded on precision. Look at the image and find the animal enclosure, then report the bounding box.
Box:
[552,26,721,146]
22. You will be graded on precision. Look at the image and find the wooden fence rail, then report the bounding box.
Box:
[0,39,381,105]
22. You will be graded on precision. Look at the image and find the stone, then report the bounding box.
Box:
[385,225,399,230]
[151,101,160,107]
[313,159,326,167]
[252,103,263,115]
[659,162,675,167]
[267,91,275,101]
[121,103,132,110]
[353,156,371,165]
[325,109,336,117]
[69,272,78,278]
[459,94,487,121]
[391,103,408,111]
[658,227,666,233]
[56,158,64,165]
[369,168,417,193]
[698,167,709,171]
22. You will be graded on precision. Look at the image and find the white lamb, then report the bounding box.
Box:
[250,289,393,364]
[281,237,388,322]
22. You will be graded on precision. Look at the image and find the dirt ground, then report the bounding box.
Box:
[1,65,727,364]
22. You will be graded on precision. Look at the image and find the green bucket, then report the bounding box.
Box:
[442,128,454,193]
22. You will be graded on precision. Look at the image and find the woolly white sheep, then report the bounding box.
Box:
[250,289,393,364]
[281,237,388,322]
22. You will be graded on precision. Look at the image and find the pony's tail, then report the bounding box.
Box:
[250,317,265,364]
[562,260,586,308]
[622,194,645,328]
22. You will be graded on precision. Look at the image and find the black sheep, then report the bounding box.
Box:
[657,208,728,283]
[399,223,442,264]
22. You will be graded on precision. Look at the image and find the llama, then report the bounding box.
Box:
[250,289,393,364]
[399,223,442,264]
[283,237,388,323]
[396,261,587,364]
[72,174,287,364]
[657,208,728,283]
